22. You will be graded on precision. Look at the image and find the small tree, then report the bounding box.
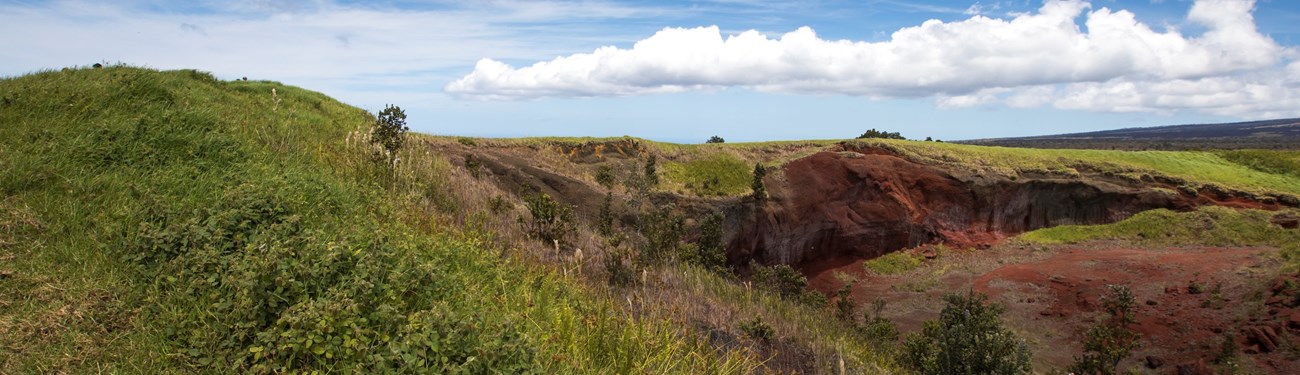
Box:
[856,128,906,140]
[370,104,409,166]
[1069,285,1141,375]
[689,212,728,274]
[520,192,575,245]
[750,163,767,202]
[706,136,725,144]
[644,155,660,189]
[902,290,1032,375]
[597,192,616,237]
[638,205,684,266]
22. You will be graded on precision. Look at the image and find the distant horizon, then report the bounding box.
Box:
[4,0,1298,142]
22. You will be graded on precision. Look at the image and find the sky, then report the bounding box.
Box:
[3,0,1299,143]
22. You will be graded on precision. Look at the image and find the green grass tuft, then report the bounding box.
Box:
[864,251,925,275]
[662,153,752,196]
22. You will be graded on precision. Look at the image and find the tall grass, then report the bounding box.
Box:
[0,66,756,373]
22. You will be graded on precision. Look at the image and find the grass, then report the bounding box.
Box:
[850,139,1300,197]
[864,251,925,275]
[1020,206,1300,268]
[662,153,752,196]
[1216,149,1300,178]
[0,66,757,373]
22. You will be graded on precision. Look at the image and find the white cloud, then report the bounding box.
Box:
[447,0,1300,118]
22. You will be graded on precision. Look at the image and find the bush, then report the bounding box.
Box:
[860,299,899,347]
[644,155,660,189]
[521,192,575,245]
[752,263,804,298]
[856,128,906,140]
[370,104,408,165]
[638,205,684,266]
[597,192,616,237]
[1069,285,1141,375]
[603,248,635,287]
[750,163,767,202]
[738,317,774,342]
[706,136,725,144]
[901,291,1031,375]
[594,165,616,190]
[683,212,728,274]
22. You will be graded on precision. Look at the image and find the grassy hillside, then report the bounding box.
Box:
[0,66,759,373]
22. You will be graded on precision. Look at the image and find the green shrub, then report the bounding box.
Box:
[594,165,616,190]
[683,212,727,274]
[860,299,899,347]
[521,192,575,245]
[752,263,804,298]
[644,155,660,188]
[370,104,408,166]
[901,291,1031,375]
[856,129,906,140]
[750,163,767,202]
[834,282,856,321]
[597,192,616,237]
[456,137,477,147]
[1069,285,1140,375]
[603,248,635,288]
[738,317,774,342]
[706,136,725,144]
[638,205,684,266]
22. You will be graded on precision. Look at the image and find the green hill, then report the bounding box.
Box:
[0,66,763,373]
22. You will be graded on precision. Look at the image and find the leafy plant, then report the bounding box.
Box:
[738,317,774,342]
[856,128,906,140]
[901,290,1031,375]
[597,192,616,237]
[1069,285,1141,375]
[644,155,660,189]
[603,248,635,287]
[834,282,856,322]
[594,165,616,190]
[370,104,408,166]
[638,205,684,266]
[706,136,725,144]
[750,163,767,202]
[686,212,728,274]
[521,192,575,245]
[860,299,899,347]
[750,262,826,307]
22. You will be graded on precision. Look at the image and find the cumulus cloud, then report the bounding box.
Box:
[447,0,1300,118]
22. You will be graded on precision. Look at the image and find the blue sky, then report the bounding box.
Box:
[3,0,1299,142]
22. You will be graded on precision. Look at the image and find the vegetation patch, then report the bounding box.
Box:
[864,250,925,275]
[1020,206,1300,248]
[662,153,751,197]
[1217,149,1300,178]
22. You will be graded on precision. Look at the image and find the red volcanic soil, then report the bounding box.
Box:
[975,246,1299,373]
[808,243,1298,373]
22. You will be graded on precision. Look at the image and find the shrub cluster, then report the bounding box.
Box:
[129,182,535,372]
[901,291,1031,375]
[856,128,906,140]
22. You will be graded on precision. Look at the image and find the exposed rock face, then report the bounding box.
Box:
[729,148,1202,267]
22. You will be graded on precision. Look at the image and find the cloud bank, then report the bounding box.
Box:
[447,0,1300,118]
